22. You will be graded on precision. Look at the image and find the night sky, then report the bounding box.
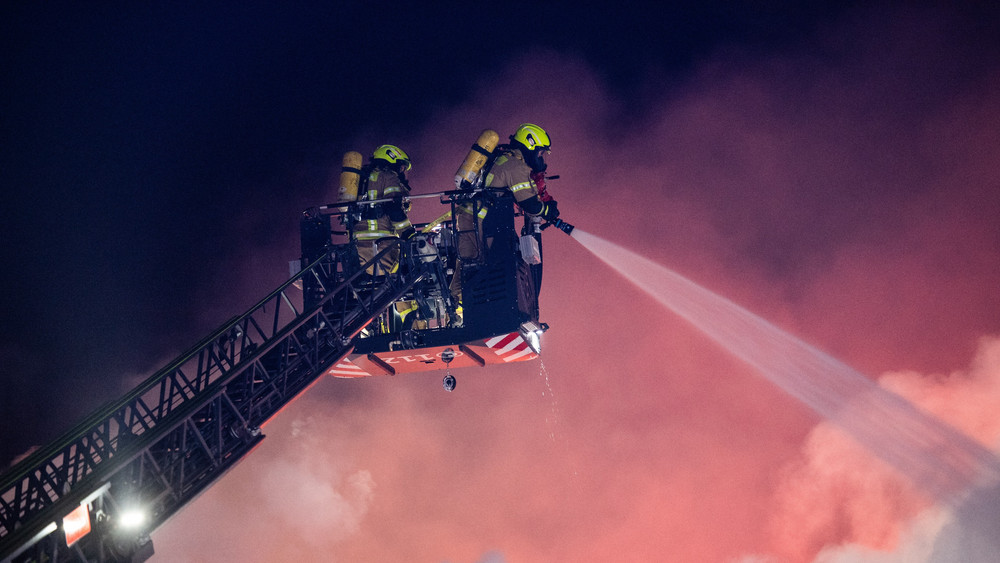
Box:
[4,3,1000,562]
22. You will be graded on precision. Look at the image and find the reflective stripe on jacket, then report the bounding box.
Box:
[455,148,539,220]
[353,165,411,236]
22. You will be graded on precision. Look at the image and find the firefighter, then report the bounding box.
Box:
[352,144,417,276]
[449,123,560,316]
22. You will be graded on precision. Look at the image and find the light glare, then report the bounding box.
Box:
[119,508,147,529]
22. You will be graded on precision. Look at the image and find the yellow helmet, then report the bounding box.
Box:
[372,144,412,171]
[511,123,551,151]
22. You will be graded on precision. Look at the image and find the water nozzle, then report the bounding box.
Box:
[540,218,575,235]
[550,218,575,236]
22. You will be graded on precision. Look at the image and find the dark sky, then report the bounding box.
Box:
[5,3,1000,562]
[0,0,865,468]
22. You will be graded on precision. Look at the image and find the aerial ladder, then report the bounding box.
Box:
[0,186,569,562]
[0,222,417,562]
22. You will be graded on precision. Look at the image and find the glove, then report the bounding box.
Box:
[541,200,560,221]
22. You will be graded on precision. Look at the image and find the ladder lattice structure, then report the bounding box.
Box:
[0,239,419,562]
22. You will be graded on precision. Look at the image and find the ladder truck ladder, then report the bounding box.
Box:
[0,238,419,563]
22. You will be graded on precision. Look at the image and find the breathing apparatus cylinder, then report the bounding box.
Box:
[454,129,500,189]
[337,151,364,202]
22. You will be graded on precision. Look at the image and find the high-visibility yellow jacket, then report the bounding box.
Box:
[486,148,541,211]
[352,165,413,240]
[455,147,545,222]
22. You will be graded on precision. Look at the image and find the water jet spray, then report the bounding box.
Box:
[568,228,1000,506]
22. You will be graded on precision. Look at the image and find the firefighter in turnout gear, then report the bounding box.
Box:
[353,144,417,275]
[450,123,560,313]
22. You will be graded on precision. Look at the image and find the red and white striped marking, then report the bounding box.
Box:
[328,358,370,378]
[485,333,538,363]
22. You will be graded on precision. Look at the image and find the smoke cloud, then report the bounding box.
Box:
[153,5,1000,562]
[769,337,1000,562]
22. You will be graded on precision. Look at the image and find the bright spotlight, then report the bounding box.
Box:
[118,508,147,529]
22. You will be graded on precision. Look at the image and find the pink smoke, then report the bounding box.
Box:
[768,337,1000,562]
[154,5,1000,562]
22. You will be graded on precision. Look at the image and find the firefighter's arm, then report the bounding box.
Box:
[513,166,558,220]
[386,195,416,239]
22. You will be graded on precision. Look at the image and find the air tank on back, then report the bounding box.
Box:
[337,150,364,202]
[454,129,499,190]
